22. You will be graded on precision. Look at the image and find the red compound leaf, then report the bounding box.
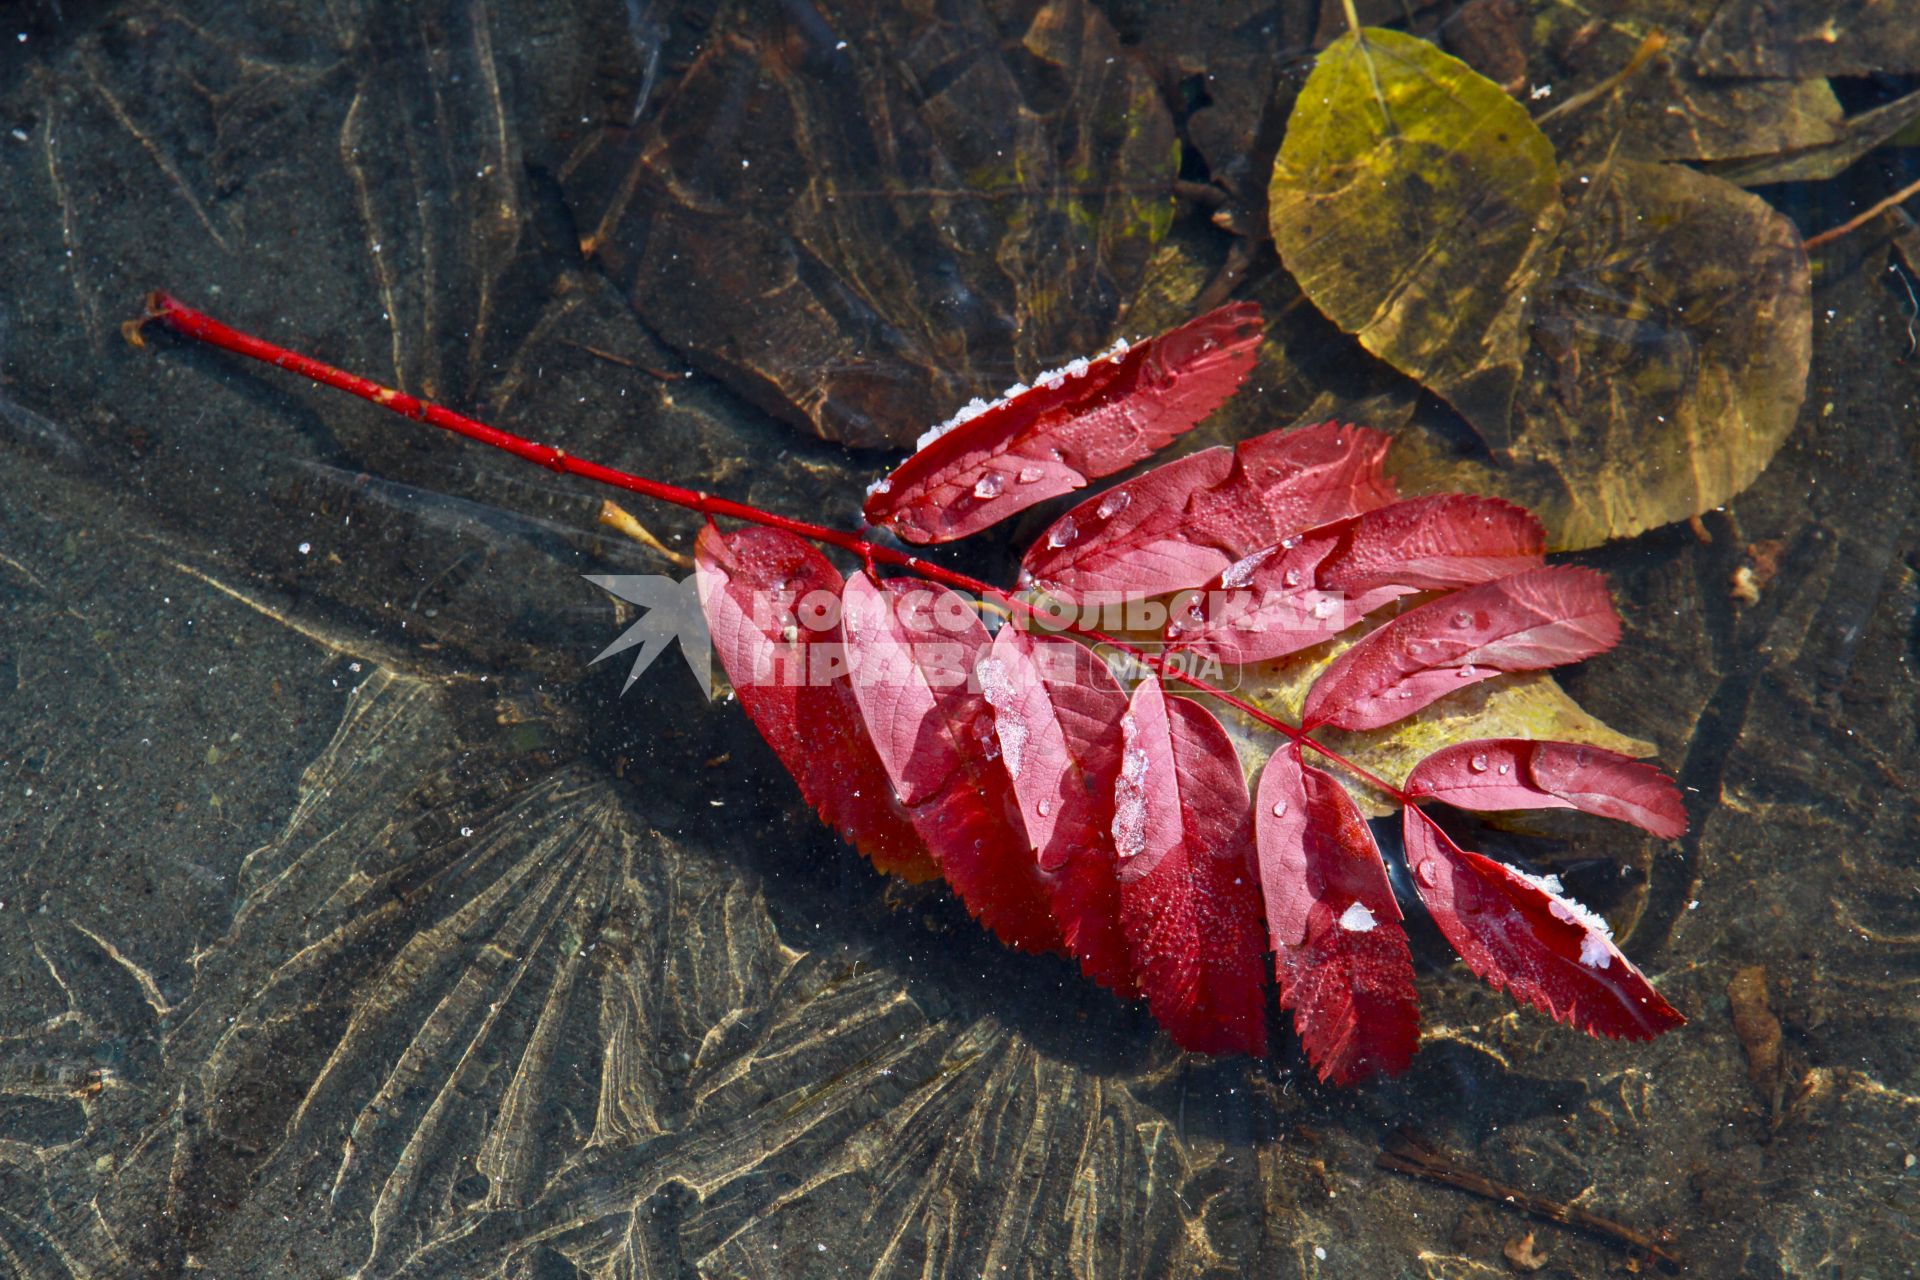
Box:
[147,291,1694,1089]
[864,303,1264,543]
[1302,566,1621,732]
[1401,809,1685,1040]
[1111,676,1268,1056]
[840,573,1061,954]
[1256,747,1420,1084]
[1406,739,1687,840]
[1020,421,1397,602]
[695,526,937,882]
[976,625,1135,995]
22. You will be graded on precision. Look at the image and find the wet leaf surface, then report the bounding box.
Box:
[1273,27,1813,549]
[1237,647,1657,821]
[1399,156,1812,547]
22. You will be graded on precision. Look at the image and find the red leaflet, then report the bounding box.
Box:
[1318,494,1545,594]
[1171,494,1546,665]
[864,303,1264,543]
[1164,531,1356,665]
[695,527,937,882]
[1021,421,1397,602]
[1406,739,1687,840]
[1302,566,1621,732]
[1401,810,1685,1040]
[840,574,1061,954]
[1112,677,1269,1056]
[1256,749,1420,1084]
[977,626,1135,995]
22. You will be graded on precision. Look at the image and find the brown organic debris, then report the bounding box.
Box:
[1378,1130,1681,1270]
[1503,1230,1548,1272]
[1727,964,1785,1121]
[1731,539,1786,604]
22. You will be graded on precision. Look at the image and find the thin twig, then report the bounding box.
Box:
[1534,30,1668,127]
[1377,1130,1682,1271]
[562,340,684,381]
[1804,173,1920,250]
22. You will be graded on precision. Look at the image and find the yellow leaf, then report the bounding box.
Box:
[1269,27,1563,445]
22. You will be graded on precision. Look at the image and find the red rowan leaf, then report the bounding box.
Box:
[1302,566,1620,731]
[977,626,1135,995]
[1112,676,1269,1056]
[1021,421,1397,602]
[1170,494,1547,664]
[840,573,1061,954]
[1406,739,1687,840]
[694,527,937,882]
[1256,748,1420,1084]
[864,303,1264,543]
[152,292,1693,1086]
[1401,809,1685,1040]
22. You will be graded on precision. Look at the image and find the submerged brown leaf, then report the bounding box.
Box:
[562,0,1177,449]
[1706,88,1920,188]
[1531,0,1844,166]
[1482,158,1808,548]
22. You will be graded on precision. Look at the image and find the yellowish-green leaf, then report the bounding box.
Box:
[1269,27,1563,448]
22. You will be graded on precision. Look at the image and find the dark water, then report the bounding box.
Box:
[0,2,1915,1276]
